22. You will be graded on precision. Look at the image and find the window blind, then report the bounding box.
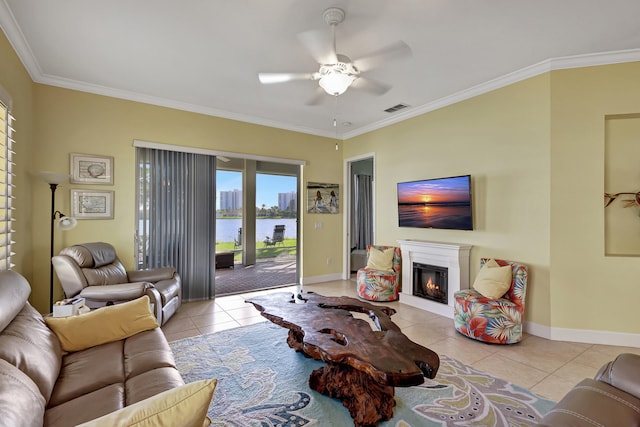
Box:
[136,147,217,300]
[0,100,15,270]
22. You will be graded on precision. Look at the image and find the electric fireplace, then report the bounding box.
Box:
[398,240,472,318]
[413,263,448,304]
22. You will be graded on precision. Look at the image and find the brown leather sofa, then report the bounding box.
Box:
[0,270,185,427]
[52,242,181,325]
[539,352,640,426]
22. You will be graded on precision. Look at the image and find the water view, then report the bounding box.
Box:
[216,218,297,243]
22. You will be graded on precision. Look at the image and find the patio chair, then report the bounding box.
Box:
[264,224,285,247]
[234,227,242,249]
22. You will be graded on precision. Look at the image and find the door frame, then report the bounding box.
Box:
[342,153,375,279]
[217,160,301,290]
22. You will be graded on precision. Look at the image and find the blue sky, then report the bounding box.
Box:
[216,170,296,208]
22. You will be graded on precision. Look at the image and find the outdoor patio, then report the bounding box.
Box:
[214,254,297,296]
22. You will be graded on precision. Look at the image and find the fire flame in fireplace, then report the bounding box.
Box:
[426,277,439,291]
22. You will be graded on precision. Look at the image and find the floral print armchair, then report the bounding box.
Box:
[453,258,528,344]
[356,245,402,302]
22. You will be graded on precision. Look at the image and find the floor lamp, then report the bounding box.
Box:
[39,171,78,311]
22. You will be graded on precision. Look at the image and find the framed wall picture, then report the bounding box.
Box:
[307,182,339,214]
[70,153,114,185]
[71,189,114,219]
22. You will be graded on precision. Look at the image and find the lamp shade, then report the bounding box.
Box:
[39,171,70,185]
[319,72,356,96]
[57,216,78,231]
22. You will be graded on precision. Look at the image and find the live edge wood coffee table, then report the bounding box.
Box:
[246,292,440,427]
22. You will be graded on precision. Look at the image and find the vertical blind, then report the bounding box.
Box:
[352,174,373,250]
[0,100,15,270]
[136,147,217,301]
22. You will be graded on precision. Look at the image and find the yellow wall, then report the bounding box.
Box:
[345,62,640,338]
[2,27,344,314]
[26,86,343,313]
[550,63,640,334]
[345,74,552,328]
[0,30,35,279]
[3,27,640,338]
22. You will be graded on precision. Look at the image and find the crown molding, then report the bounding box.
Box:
[550,48,640,70]
[0,0,41,80]
[34,73,335,139]
[343,48,640,139]
[2,1,638,140]
[0,0,336,138]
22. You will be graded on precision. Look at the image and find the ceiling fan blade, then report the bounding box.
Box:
[352,41,412,72]
[305,86,327,106]
[297,29,338,65]
[351,77,391,96]
[258,72,314,84]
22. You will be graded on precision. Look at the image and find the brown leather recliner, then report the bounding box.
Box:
[539,352,640,426]
[52,242,181,325]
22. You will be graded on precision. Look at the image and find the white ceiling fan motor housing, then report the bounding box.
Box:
[323,7,345,26]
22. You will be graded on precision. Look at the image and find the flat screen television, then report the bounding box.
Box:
[397,175,473,230]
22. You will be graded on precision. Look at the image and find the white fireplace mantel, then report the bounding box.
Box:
[398,240,472,318]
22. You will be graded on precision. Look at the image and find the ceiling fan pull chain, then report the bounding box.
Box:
[334,96,339,150]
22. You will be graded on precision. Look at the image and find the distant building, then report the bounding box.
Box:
[278,191,297,211]
[220,189,242,211]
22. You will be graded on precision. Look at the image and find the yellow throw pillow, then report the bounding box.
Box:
[366,246,395,272]
[45,296,158,352]
[472,259,513,299]
[76,378,217,427]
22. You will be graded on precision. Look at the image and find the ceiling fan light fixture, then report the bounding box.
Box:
[319,71,356,96]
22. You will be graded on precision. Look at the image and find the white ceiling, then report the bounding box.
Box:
[2,0,640,139]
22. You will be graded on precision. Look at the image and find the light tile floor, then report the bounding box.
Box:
[161,279,640,402]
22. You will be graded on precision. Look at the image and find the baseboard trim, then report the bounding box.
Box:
[523,321,552,340]
[301,273,344,286]
[524,321,640,348]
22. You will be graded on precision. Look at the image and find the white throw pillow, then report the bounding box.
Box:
[472,259,512,299]
[366,246,395,272]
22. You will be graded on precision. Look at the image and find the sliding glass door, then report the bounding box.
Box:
[215,160,299,295]
[215,169,243,262]
[135,140,302,300]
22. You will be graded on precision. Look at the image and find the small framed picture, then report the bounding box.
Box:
[71,189,114,219]
[307,182,339,214]
[70,153,114,185]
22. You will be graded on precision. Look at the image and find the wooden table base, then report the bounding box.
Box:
[309,363,395,427]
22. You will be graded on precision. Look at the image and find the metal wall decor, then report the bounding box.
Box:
[604,192,640,208]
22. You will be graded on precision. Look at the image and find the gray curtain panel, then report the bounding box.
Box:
[136,147,217,301]
[353,174,373,250]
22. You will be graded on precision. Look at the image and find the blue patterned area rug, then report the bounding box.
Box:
[169,322,555,427]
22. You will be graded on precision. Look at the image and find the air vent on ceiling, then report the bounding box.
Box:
[383,103,410,113]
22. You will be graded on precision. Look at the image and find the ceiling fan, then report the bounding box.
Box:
[258,7,412,104]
